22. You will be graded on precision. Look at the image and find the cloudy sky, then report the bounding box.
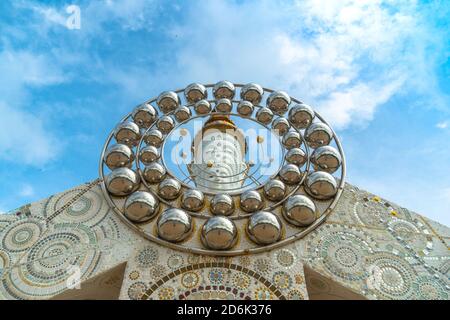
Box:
[0,0,449,225]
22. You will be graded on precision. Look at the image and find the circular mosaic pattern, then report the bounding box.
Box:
[275,249,296,268]
[181,272,200,289]
[100,81,346,256]
[150,264,167,280]
[1,219,44,253]
[167,254,184,269]
[287,289,304,300]
[254,258,272,276]
[128,270,140,280]
[208,269,224,284]
[128,281,147,300]
[158,287,175,300]
[272,271,292,289]
[232,273,250,290]
[3,225,101,299]
[45,188,109,226]
[412,276,449,300]
[136,247,158,268]
[366,252,417,300]
[254,286,274,300]
[307,225,376,281]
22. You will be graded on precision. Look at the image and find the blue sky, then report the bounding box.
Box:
[0,0,449,225]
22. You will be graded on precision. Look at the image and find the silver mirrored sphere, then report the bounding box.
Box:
[143,129,164,147]
[157,91,180,114]
[185,83,207,103]
[240,190,263,213]
[194,99,211,114]
[157,208,192,242]
[181,189,205,212]
[285,148,307,166]
[201,216,237,250]
[215,98,233,113]
[288,104,315,129]
[174,106,192,122]
[263,179,286,201]
[139,145,160,165]
[247,211,282,245]
[240,83,264,105]
[210,194,235,216]
[282,195,316,227]
[256,107,274,124]
[282,131,302,149]
[311,146,342,173]
[304,171,338,200]
[132,104,157,128]
[305,122,333,149]
[158,178,182,200]
[272,117,291,136]
[124,191,159,223]
[156,115,175,134]
[143,162,166,184]
[104,144,134,169]
[279,164,302,185]
[237,101,254,116]
[213,80,235,99]
[105,167,140,196]
[114,121,141,147]
[267,91,291,115]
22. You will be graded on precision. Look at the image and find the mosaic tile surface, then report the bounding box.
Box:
[0,181,448,300]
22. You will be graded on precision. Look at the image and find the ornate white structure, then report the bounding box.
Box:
[189,114,248,193]
[0,81,448,300]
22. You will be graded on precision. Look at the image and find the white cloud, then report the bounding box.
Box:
[436,121,448,129]
[0,49,65,166]
[19,184,35,197]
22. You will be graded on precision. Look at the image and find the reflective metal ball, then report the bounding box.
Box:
[267,91,291,115]
[157,91,180,114]
[213,80,235,99]
[285,148,307,166]
[158,178,182,200]
[237,101,254,116]
[132,104,157,128]
[256,107,274,124]
[210,194,235,216]
[143,129,164,147]
[185,83,207,103]
[305,122,333,149]
[311,146,342,173]
[201,216,237,250]
[263,179,286,202]
[104,144,134,169]
[282,195,316,227]
[156,115,175,134]
[304,171,338,200]
[194,99,211,115]
[143,162,166,184]
[282,131,302,149]
[272,117,291,136]
[124,191,159,223]
[181,189,205,212]
[114,121,141,147]
[174,106,192,122]
[105,167,140,196]
[288,104,315,129]
[279,164,302,185]
[157,208,192,242]
[247,211,282,245]
[215,98,232,113]
[139,145,160,165]
[240,190,263,213]
[240,83,264,105]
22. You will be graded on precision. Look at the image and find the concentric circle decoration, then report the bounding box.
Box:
[0,218,44,253]
[3,225,101,299]
[99,81,346,255]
